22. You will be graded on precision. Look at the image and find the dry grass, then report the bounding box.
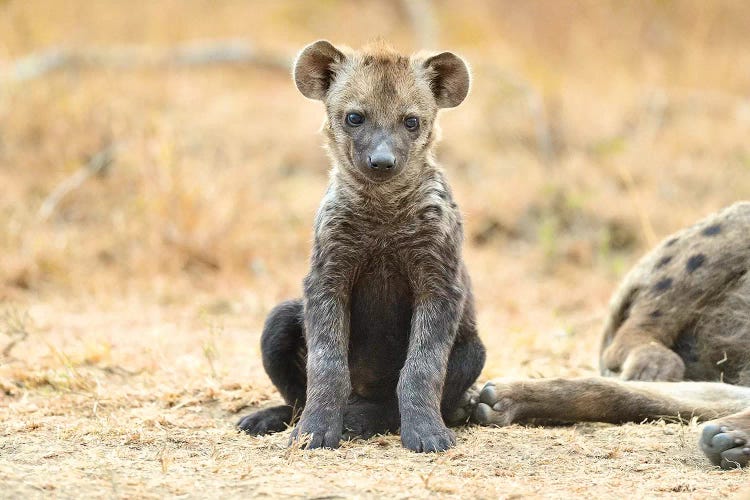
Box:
[2,1,750,498]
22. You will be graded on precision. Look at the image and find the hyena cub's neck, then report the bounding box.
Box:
[329,155,445,210]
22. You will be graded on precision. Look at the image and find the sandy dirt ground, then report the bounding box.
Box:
[2,300,748,499]
[2,1,750,498]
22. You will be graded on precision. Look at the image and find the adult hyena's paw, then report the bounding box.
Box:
[471,380,522,426]
[288,412,342,449]
[700,421,750,469]
[401,420,456,453]
[444,385,480,426]
[620,343,685,382]
[237,405,293,435]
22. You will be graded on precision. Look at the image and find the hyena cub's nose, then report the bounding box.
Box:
[368,152,396,170]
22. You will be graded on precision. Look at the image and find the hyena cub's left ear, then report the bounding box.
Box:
[422,52,471,108]
[293,40,346,101]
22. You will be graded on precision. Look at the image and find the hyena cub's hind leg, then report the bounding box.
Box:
[342,397,401,440]
[237,300,307,435]
[443,385,481,426]
[440,323,487,427]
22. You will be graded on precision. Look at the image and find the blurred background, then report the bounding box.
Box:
[1,0,749,379]
[3,2,750,496]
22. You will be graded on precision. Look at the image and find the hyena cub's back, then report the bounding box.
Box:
[601,202,750,383]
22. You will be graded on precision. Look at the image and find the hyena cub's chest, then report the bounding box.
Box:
[348,256,414,399]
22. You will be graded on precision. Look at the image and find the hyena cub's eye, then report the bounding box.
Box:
[404,116,419,131]
[346,112,365,127]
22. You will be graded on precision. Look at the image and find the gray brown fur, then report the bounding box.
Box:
[473,202,750,469]
[238,41,485,453]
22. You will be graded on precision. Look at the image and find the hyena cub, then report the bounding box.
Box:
[238,41,485,452]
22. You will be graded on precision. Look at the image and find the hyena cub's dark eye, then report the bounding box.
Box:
[346,112,365,127]
[404,116,419,130]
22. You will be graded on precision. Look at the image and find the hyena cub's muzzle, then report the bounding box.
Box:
[367,140,396,172]
[347,116,412,182]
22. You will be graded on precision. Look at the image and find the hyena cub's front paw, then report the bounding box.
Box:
[289,412,342,449]
[401,419,456,453]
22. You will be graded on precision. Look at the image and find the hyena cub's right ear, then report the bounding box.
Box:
[293,40,346,100]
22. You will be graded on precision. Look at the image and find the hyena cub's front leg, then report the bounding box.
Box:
[398,294,462,452]
[288,272,352,449]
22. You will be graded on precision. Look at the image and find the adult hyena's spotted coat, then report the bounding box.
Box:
[473,202,750,470]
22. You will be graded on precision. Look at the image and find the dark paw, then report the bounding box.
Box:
[401,420,456,453]
[289,413,342,449]
[237,405,294,435]
[471,380,520,426]
[444,385,480,427]
[700,422,750,469]
[621,344,685,381]
[342,402,398,440]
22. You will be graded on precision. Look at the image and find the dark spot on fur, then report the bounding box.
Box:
[702,223,722,236]
[666,237,679,247]
[655,256,672,269]
[420,205,443,221]
[427,188,448,201]
[649,310,663,319]
[652,277,673,294]
[686,253,706,273]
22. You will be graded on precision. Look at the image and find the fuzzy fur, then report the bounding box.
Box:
[238,40,485,453]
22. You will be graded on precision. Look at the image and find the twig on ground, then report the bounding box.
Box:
[0,306,31,358]
[37,145,116,222]
[5,40,291,83]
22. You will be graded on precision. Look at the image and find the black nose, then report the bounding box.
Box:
[368,152,396,170]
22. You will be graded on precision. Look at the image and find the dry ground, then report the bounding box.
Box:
[2,1,750,498]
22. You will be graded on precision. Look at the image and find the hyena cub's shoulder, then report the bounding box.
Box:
[602,202,750,343]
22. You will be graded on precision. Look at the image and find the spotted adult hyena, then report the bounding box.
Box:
[473,202,750,469]
[237,40,485,452]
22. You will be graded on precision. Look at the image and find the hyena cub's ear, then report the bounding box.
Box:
[422,52,471,108]
[293,40,346,100]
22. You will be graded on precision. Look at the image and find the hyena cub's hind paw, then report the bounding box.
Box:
[237,405,295,435]
[444,385,480,426]
[700,421,750,470]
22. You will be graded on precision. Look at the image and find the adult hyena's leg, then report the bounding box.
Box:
[701,407,750,469]
[600,324,687,382]
[472,377,750,426]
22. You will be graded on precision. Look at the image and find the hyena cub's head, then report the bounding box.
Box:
[293,40,470,184]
